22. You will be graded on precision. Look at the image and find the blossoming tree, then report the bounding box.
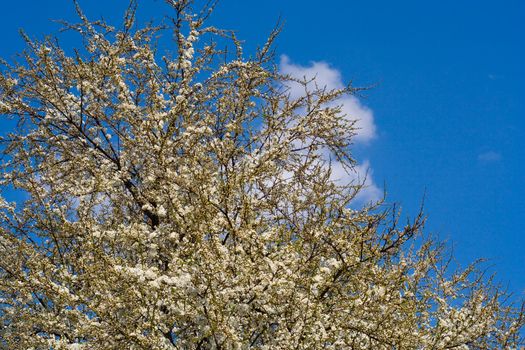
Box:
[0,1,523,348]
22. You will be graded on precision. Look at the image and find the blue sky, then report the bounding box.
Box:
[1,1,524,296]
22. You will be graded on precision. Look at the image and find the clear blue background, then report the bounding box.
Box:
[1,0,523,296]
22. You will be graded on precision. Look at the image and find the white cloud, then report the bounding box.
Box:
[279,55,381,204]
[329,160,382,204]
[279,55,376,143]
[478,151,502,163]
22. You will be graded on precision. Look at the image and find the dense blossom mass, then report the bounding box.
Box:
[0,1,523,349]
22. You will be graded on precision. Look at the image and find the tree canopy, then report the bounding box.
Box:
[0,1,523,348]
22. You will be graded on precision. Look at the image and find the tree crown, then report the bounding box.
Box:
[0,1,523,349]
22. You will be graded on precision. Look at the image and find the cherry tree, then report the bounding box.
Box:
[0,1,523,348]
